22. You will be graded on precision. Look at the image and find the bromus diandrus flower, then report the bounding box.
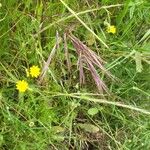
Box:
[67,33,115,94]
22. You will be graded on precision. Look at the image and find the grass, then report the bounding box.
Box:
[0,0,150,149]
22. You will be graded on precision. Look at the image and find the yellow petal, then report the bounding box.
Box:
[107,25,116,34]
[29,65,40,78]
[16,80,28,92]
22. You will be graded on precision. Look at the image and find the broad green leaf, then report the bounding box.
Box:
[78,123,99,133]
[88,107,99,116]
[86,32,95,46]
[52,135,65,142]
[51,126,65,133]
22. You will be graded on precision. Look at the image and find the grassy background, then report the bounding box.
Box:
[0,0,150,149]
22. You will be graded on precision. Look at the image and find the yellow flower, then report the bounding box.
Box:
[29,65,40,78]
[16,80,28,92]
[107,25,116,34]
